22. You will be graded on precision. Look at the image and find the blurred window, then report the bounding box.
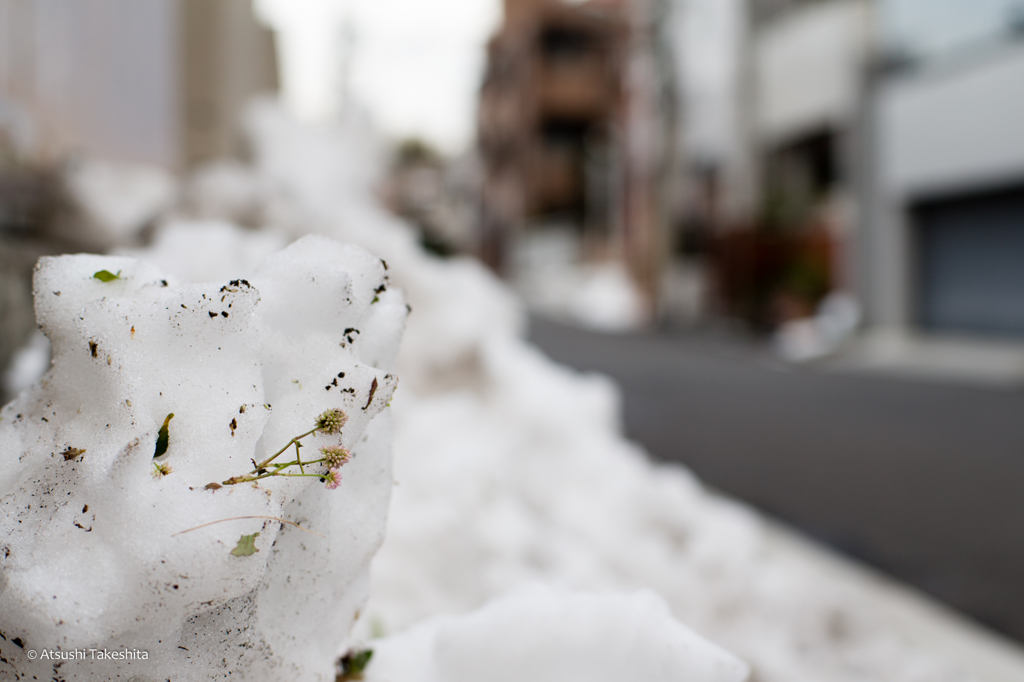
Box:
[541,118,589,152]
[540,26,596,65]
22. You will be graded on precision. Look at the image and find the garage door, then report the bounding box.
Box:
[915,184,1024,336]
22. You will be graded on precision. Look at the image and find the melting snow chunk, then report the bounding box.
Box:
[367,586,750,682]
[0,236,406,681]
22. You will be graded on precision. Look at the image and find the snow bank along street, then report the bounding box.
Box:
[0,102,1011,681]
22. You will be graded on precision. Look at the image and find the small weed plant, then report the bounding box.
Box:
[220,409,352,489]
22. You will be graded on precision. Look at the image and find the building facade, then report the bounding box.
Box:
[0,0,278,170]
[477,0,673,307]
[676,0,1024,340]
[669,0,872,326]
[863,0,1024,338]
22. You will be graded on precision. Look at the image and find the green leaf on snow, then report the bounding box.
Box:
[154,413,174,458]
[231,533,260,556]
[338,648,373,680]
[93,270,121,282]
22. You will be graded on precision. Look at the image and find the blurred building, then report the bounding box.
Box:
[863,0,1024,338]
[0,0,278,170]
[381,139,481,257]
[673,0,1024,341]
[477,0,674,309]
[669,0,873,327]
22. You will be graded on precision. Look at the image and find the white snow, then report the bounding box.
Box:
[364,335,968,682]
[2,331,50,399]
[0,99,984,682]
[120,218,288,285]
[235,103,972,682]
[0,237,405,681]
[513,229,649,332]
[182,160,277,228]
[61,159,177,248]
[366,586,749,682]
[775,291,862,362]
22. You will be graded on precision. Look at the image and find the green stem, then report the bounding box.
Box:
[224,458,331,486]
[252,427,319,472]
[268,457,327,470]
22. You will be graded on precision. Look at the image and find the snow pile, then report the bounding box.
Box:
[0,236,405,681]
[367,586,749,682]
[61,159,177,249]
[238,102,526,397]
[2,330,50,399]
[130,218,288,285]
[521,261,649,332]
[228,105,966,682]
[775,292,862,363]
[1,100,974,681]
[183,161,275,228]
[366,337,966,681]
[513,230,648,331]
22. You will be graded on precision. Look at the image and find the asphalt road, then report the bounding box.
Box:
[528,315,1024,642]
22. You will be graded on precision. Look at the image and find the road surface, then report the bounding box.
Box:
[528,315,1024,642]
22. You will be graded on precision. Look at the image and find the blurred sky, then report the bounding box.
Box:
[881,0,1024,58]
[256,0,501,154]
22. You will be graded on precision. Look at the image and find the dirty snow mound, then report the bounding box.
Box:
[0,236,405,681]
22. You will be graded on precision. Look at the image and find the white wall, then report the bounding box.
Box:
[0,0,179,167]
[879,43,1024,196]
[669,0,757,221]
[755,0,871,143]
[673,0,745,164]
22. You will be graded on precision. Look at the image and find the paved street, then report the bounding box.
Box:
[528,315,1024,642]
